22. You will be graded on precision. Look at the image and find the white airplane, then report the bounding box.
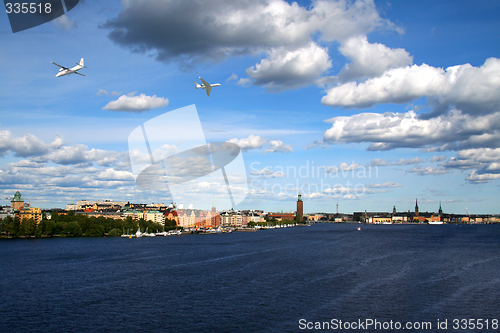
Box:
[194,77,221,96]
[51,58,86,77]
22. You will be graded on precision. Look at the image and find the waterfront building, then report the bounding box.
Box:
[415,199,419,216]
[144,210,165,225]
[267,213,296,221]
[246,211,261,224]
[165,210,179,225]
[74,200,127,211]
[221,211,232,226]
[19,207,42,224]
[123,210,143,221]
[231,213,242,227]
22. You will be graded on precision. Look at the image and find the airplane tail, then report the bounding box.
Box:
[194,81,201,89]
[77,58,87,68]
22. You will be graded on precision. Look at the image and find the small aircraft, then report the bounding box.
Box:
[194,77,221,96]
[51,58,86,77]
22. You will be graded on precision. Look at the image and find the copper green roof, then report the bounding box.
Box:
[11,191,24,202]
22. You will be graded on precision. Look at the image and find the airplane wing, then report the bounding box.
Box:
[199,77,212,96]
[74,72,85,76]
[51,61,68,69]
[199,77,210,87]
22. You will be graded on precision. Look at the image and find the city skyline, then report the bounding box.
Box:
[1,1,500,214]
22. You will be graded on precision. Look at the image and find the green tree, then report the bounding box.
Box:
[3,216,15,236]
[64,222,82,237]
[44,220,55,236]
[19,218,36,236]
[51,210,59,223]
[108,228,122,236]
[54,222,65,235]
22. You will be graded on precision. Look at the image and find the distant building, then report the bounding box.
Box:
[297,192,303,221]
[11,191,24,210]
[144,210,165,225]
[19,207,42,224]
[0,206,15,220]
[268,213,295,221]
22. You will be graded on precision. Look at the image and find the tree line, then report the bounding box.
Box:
[0,210,179,238]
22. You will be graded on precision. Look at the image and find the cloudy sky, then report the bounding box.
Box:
[1,0,500,214]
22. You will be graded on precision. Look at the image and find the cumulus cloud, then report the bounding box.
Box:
[442,148,500,183]
[325,162,360,174]
[324,109,500,151]
[246,42,332,91]
[407,167,449,176]
[265,140,293,153]
[365,182,402,188]
[250,167,285,178]
[370,158,390,166]
[431,155,447,162]
[228,135,293,153]
[0,130,65,158]
[102,0,398,89]
[228,135,268,151]
[103,93,169,112]
[0,130,136,200]
[466,170,500,183]
[322,58,500,115]
[397,157,424,165]
[338,35,412,82]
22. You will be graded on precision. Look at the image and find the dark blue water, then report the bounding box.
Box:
[1,223,500,332]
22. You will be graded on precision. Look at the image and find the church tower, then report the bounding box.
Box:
[296,192,303,222]
[415,199,419,216]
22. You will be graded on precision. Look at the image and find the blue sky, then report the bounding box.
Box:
[1,0,500,214]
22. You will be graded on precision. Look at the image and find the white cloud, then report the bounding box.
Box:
[322,58,500,114]
[466,170,500,183]
[103,93,169,112]
[325,162,360,174]
[54,15,76,30]
[324,109,500,151]
[104,0,399,90]
[265,140,293,153]
[338,35,413,81]
[228,135,267,151]
[407,167,449,176]
[397,157,424,165]
[236,78,251,87]
[431,155,447,162]
[0,130,65,158]
[246,42,332,91]
[370,158,390,166]
[97,89,109,96]
[250,167,285,178]
[365,182,402,188]
[226,73,238,82]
